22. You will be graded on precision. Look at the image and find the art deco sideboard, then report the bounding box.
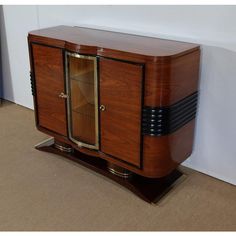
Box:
[28,26,200,203]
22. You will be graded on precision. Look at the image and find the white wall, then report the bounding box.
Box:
[1,5,236,185]
[0,6,3,99]
[1,6,38,108]
[37,5,236,51]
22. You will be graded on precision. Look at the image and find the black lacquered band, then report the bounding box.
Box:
[30,71,36,96]
[142,91,198,136]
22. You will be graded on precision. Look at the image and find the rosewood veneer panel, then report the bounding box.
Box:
[99,58,143,167]
[32,44,67,136]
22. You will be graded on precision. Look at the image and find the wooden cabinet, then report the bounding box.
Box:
[28,26,200,181]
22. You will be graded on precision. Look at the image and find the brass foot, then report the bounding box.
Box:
[107,162,133,179]
[54,140,73,153]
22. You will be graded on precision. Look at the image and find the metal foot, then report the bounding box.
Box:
[107,162,133,179]
[54,142,73,153]
[35,137,73,153]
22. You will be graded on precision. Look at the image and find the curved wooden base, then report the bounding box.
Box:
[35,138,183,203]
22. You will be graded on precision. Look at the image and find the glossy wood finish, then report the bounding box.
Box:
[34,112,196,178]
[29,26,199,59]
[29,26,200,105]
[35,137,183,203]
[99,58,143,167]
[32,44,67,136]
[28,25,200,179]
[144,50,200,107]
[143,120,195,177]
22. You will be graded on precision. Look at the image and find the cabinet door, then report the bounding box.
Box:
[32,44,67,136]
[99,58,143,167]
[66,53,99,149]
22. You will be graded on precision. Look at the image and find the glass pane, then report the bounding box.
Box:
[68,55,97,146]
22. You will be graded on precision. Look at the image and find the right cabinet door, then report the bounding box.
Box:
[99,58,144,167]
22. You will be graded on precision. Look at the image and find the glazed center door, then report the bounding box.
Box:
[66,53,99,149]
[99,58,144,168]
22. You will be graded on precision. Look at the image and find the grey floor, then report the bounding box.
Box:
[0,101,236,231]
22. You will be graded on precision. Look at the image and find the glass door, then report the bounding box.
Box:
[65,52,99,150]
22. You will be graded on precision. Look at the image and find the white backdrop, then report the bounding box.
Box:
[1,5,236,185]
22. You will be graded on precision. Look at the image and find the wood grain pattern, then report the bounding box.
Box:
[144,50,200,107]
[35,111,196,178]
[28,26,200,178]
[142,120,195,177]
[28,26,199,61]
[32,44,67,136]
[99,58,143,167]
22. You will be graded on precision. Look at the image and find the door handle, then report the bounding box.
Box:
[99,105,106,111]
[59,92,68,99]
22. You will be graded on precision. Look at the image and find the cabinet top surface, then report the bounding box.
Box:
[29,25,199,58]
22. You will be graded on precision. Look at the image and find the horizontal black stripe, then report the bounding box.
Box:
[142,92,198,136]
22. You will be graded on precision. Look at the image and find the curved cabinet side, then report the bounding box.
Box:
[141,50,200,177]
[142,120,195,177]
[144,49,200,107]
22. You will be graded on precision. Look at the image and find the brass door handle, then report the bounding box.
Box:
[99,105,106,111]
[59,92,68,99]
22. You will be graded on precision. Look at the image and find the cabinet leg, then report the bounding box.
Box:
[54,140,73,153]
[35,137,73,153]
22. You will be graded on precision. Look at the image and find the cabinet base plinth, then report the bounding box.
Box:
[35,137,183,204]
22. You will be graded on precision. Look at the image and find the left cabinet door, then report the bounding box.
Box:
[32,44,67,136]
